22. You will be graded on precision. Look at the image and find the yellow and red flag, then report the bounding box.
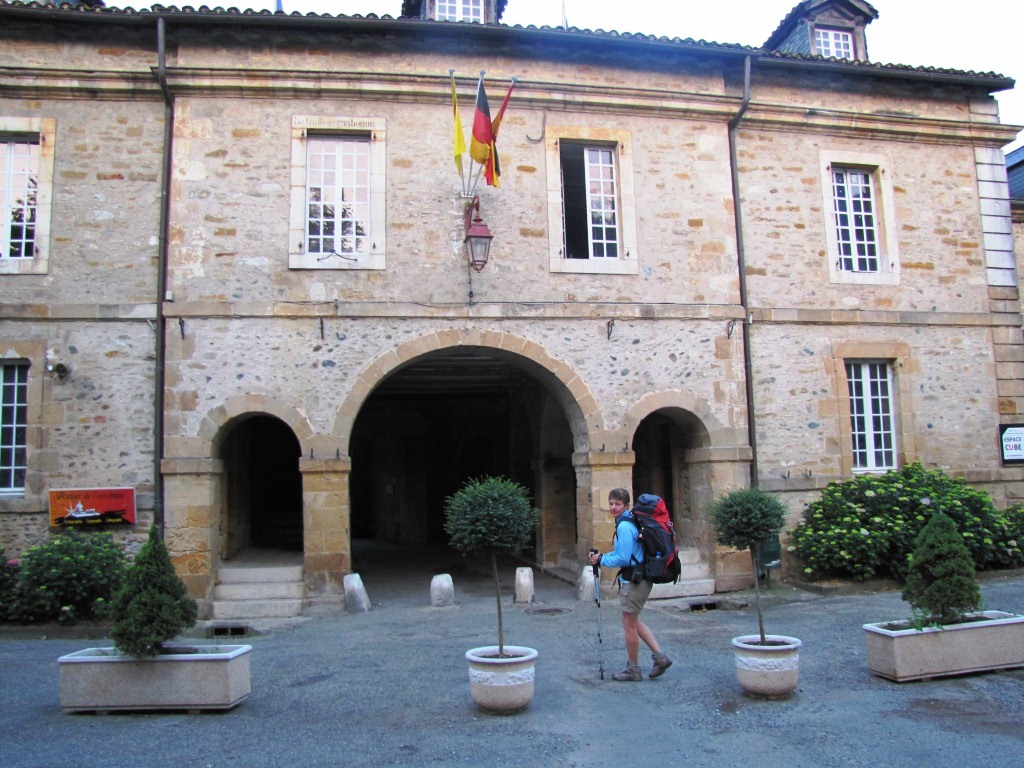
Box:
[450,71,466,180]
[487,78,516,188]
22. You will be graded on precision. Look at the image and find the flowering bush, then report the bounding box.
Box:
[790,464,1024,581]
[5,531,127,624]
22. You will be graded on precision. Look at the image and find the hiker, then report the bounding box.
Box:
[588,487,673,681]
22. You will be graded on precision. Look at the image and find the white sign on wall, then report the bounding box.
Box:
[1000,424,1024,465]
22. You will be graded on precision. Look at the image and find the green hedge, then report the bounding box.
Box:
[790,464,1024,581]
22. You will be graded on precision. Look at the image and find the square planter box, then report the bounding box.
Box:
[863,611,1024,682]
[58,644,252,712]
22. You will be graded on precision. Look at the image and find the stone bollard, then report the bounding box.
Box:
[514,567,534,604]
[578,566,596,602]
[430,573,455,607]
[343,573,372,613]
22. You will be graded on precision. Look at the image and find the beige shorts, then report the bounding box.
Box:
[619,578,653,614]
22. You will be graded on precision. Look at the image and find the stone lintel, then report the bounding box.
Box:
[573,450,635,468]
[161,457,223,475]
[685,445,752,463]
[299,457,352,473]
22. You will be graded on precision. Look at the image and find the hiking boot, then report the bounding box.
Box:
[649,651,673,679]
[611,662,643,682]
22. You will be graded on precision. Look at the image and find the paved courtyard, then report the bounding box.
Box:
[2,558,1022,768]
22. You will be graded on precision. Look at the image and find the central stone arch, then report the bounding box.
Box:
[334,330,602,455]
[323,329,605,590]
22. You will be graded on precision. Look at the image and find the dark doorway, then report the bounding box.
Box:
[349,349,573,571]
[221,415,303,557]
[632,413,677,515]
[631,408,711,549]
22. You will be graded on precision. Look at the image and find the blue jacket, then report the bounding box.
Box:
[599,511,643,576]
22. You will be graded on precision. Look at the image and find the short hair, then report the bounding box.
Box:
[608,487,630,506]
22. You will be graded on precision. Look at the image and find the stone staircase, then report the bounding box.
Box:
[649,547,715,599]
[212,558,304,621]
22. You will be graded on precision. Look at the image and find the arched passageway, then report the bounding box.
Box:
[349,348,578,575]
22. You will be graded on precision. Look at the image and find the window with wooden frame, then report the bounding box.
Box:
[819,150,900,285]
[435,0,483,22]
[546,127,637,275]
[0,359,29,495]
[289,116,386,271]
[0,117,55,276]
[814,27,854,59]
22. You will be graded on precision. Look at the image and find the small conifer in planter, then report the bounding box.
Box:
[902,512,981,627]
[109,526,198,657]
[444,476,540,657]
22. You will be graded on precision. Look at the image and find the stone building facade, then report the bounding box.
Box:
[0,0,1020,616]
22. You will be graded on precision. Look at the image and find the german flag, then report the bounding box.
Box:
[469,74,492,167]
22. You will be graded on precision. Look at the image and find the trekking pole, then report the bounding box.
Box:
[590,548,605,680]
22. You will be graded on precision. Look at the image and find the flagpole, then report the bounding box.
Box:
[468,162,485,198]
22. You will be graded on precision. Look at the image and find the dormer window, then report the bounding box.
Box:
[435,0,483,22]
[402,0,503,24]
[764,1,877,62]
[814,27,853,59]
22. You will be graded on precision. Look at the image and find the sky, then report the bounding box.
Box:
[138,0,1024,151]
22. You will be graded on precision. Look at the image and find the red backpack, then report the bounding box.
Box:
[626,494,681,584]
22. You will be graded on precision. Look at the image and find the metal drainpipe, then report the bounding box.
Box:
[152,17,174,537]
[728,55,759,487]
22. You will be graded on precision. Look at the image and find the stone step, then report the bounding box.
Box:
[214,581,304,601]
[217,564,304,584]
[212,598,304,619]
[650,578,716,600]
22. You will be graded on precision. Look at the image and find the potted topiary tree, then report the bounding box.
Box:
[444,475,541,714]
[58,526,252,712]
[709,486,801,698]
[864,511,1024,681]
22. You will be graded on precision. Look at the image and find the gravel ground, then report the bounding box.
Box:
[2,559,1023,768]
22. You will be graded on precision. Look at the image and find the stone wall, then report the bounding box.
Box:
[1,9,1021,602]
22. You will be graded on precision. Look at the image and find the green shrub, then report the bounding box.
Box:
[709,486,787,552]
[444,476,540,655]
[708,486,789,643]
[0,550,19,621]
[791,464,1024,581]
[444,476,540,558]
[110,526,197,657]
[6,531,127,624]
[902,512,981,625]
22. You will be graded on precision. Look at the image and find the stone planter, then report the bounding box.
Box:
[732,635,801,699]
[58,644,252,713]
[863,611,1024,682]
[465,645,538,714]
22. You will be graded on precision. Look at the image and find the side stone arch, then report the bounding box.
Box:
[198,393,316,458]
[620,389,733,448]
[620,389,753,593]
[163,394,318,615]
